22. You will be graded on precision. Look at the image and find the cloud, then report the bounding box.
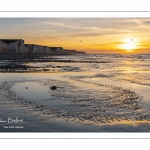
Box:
[42,19,149,38]
[38,29,56,32]
[92,42,129,46]
[43,21,83,31]
[138,44,150,47]
[43,18,150,34]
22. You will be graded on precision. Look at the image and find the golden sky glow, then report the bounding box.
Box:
[119,38,139,52]
[0,18,150,54]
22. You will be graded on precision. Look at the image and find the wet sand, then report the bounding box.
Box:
[1,54,150,132]
[0,72,150,132]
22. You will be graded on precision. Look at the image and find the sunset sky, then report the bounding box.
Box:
[1,18,150,54]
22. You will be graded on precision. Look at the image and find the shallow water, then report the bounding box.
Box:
[11,82,50,102]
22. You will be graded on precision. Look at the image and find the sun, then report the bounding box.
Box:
[121,38,138,52]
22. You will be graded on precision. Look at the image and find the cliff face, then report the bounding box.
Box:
[0,40,25,52]
[51,47,62,53]
[44,46,53,54]
[0,41,7,52]
[0,39,86,54]
[25,44,45,53]
[8,40,25,52]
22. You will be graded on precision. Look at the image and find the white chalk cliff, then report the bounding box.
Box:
[0,39,86,54]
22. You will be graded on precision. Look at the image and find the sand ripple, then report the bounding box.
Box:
[0,77,150,127]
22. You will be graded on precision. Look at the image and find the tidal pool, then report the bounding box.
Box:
[11,82,51,102]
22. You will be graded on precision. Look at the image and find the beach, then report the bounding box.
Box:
[0,54,150,132]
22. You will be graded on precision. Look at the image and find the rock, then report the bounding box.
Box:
[50,86,57,90]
